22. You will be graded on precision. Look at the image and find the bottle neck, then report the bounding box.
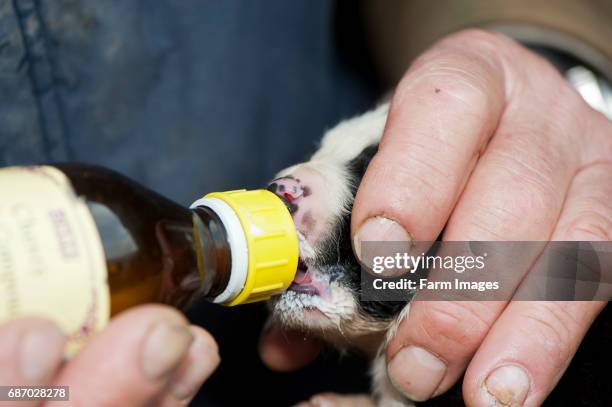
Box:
[191,206,232,300]
[148,207,232,310]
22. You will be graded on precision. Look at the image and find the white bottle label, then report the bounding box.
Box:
[0,166,110,354]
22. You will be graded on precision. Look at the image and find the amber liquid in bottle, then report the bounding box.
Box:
[54,164,231,316]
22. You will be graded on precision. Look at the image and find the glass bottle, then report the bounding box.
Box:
[0,164,298,352]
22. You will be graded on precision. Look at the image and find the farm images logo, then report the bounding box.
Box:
[359,241,612,302]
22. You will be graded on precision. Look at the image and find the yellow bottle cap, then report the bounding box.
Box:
[191,189,298,306]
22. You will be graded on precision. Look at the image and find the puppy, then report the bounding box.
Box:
[266,103,411,406]
[266,104,610,406]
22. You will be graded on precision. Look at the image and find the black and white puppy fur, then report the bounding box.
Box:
[267,103,409,406]
[266,104,610,406]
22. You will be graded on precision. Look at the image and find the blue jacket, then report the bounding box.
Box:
[0,1,376,405]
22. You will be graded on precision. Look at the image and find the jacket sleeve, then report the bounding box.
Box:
[359,0,612,88]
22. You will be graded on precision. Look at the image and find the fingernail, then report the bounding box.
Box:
[484,365,530,406]
[309,395,335,407]
[142,322,194,380]
[387,346,446,401]
[20,325,64,381]
[170,329,220,401]
[353,216,411,261]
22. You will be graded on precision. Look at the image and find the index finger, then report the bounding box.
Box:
[350,29,517,402]
[351,29,510,250]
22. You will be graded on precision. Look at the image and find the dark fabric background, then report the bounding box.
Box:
[1,0,381,405]
[1,0,377,204]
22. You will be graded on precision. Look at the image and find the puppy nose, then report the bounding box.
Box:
[267,177,303,202]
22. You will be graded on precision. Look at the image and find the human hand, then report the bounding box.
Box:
[350,29,611,406]
[261,29,612,406]
[0,305,219,407]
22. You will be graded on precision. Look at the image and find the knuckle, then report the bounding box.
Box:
[511,181,558,224]
[562,212,612,241]
[395,31,508,110]
[417,301,493,355]
[462,177,559,240]
[520,303,580,360]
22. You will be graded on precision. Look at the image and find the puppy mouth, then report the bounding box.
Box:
[289,258,320,296]
[283,215,328,299]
